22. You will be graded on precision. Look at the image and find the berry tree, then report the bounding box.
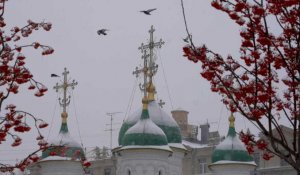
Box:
[0,0,53,173]
[182,0,300,173]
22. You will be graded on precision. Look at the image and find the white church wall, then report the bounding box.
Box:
[29,160,84,175]
[116,149,171,175]
[209,162,256,175]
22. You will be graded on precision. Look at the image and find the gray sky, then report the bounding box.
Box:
[2,0,266,164]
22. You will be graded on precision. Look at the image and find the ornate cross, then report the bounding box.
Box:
[133,50,149,98]
[138,25,164,79]
[53,68,78,113]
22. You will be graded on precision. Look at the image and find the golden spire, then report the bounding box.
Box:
[142,96,149,109]
[229,113,235,127]
[147,81,156,101]
[61,112,68,123]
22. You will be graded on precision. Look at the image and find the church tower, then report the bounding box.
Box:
[115,26,186,175]
[29,68,86,175]
[209,113,256,175]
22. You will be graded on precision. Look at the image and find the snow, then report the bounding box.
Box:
[215,135,246,151]
[50,132,82,148]
[0,169,28,175]
[182,140,209,149]
[40,156,75,161]
[211,160,256,166]
[120,145,172,152]
[126,118,166,136]
[168,143,187,150]
[126,101,179,127]
[173,107,187,112]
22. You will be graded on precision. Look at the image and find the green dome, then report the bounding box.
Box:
[119,101,181,145]
[212,115,253,163]
[41,122,85,160]
[122,109,168,146]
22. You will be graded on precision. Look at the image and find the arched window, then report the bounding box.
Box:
[159,170,162,175]
[128,170,131,175]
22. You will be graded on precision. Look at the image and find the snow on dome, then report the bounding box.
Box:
[126,118,167,136]
[119,101,182,145]
[50,132,82,148]
[126,101,178,127]
[215,134,246,151]
[211,115,254,163]
[41,122,84,160]
[122,108,168,146]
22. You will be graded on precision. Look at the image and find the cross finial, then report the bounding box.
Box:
[53,68,78,113]
[138,25,164,78]
[149,25,155,37]
[132,50,150,98]
[135,25,164,99]
[158,99,165,108]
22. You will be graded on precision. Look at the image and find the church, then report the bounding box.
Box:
[27,26,257,175]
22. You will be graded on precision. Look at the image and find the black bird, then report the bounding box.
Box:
[51,74,60,77]
[97,29,109,36]
[183,36,189,43]
[140,8,157,15]
[183,34,192,43]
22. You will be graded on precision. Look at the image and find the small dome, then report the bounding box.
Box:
[122,108,168,146]
[119,101,182,145]
[212,114,253,163]
[42,122,84,160]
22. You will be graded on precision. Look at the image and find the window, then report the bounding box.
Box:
[199,158,207,174]
[128,170,131,175]
[159,170,162,175]
[104,168,111,175]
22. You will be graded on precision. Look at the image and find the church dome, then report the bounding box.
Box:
[122,106,168,146]
[211,114,253,163]
[42,112,85,160]
[119,100,182,145]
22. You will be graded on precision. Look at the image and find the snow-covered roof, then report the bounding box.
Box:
[215,134,246,151]
[122,108,169,146]
[211,114,254,163]
[50,132,82,148]
[126,101,178,127]
[119,145,172,152]
[172,107,188,112]
[168,143,187,150]
[126,118,166,135]
[210,160,256,166]
[119,100,182,145]
[40,156,74,161]
[182,140,209,149]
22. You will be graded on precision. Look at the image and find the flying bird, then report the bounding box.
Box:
[183,34,192,43]
[140,8,157,15]
[183,36,189,43]
[97,29,109,36]
[51,74,60,77]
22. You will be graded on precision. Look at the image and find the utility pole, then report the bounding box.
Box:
[105,112,122,149]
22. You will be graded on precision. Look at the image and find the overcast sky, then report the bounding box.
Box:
[2,0,280,164]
